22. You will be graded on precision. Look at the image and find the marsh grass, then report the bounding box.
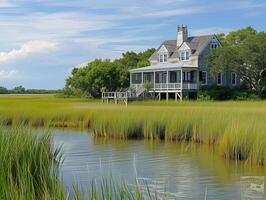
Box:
[0,95,266,165]
[0,125,65,200]
[73,177,169,200]
[0,124,171,200]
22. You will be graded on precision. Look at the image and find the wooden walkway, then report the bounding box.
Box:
[102,92,130,105]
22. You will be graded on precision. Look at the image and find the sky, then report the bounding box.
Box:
[0,0,266,89]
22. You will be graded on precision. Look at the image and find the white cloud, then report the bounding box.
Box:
[191,27,233,36]
[0,0,14,8]
[0,12,120,47]
[109,44,152,53]
[72,35,157,47]
[233,0,266,9]
[0,40,57,62]
[143,7,206,18]
[0,69,18,80]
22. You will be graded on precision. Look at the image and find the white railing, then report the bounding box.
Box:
[102,92,131,99]
[102,92,116,99]
[182,83,198,90]
[116,92,127,99]
[131,83,198,91]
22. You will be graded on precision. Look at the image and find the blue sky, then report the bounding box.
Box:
[0,0,265,89]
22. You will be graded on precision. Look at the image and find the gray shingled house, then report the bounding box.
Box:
[128,25,240,100]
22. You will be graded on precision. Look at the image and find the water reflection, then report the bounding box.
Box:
[52,129,266,200]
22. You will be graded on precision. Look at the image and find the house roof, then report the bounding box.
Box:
[149,35,213,61]
[129,63,197,73]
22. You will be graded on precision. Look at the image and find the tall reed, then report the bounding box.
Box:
[0,126,65,200]
[73,177,169,200]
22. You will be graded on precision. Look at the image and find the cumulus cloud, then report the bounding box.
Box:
[0,69,18,80]
[0,40,57,62]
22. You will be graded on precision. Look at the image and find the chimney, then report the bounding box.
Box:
[177,25,188,47]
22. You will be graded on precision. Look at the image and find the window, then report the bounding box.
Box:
[182,71,193,82]
[164,54,168,62]
[185,51,189,60]
[231,72,237,86]
[159,54,163,63]
[169,71,177,83]
[155,71,167,83]
[199,71,207,85]
[210,43,218,49]
[217,72,222,85]
[159,54,168,63]
[143,72,153,83]
[180,51,189,61]
[131,73,142,84]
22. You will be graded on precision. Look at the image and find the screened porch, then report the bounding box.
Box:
[130,68,199,91]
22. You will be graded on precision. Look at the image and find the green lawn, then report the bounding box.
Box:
[0,94,266,165]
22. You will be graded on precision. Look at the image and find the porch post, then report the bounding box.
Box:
[180,68,183,101]
[154,71,156,89]
[141,72,144,84]
[129,72,132,88]
[197,70,199,90]
[166,70,169,90]
[180,68,183,89]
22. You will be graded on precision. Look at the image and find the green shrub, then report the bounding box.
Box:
[199,86,261,101]
[199,86,233,100]
[232,90,260,100]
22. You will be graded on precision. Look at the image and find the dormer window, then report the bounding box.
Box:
[180,51,189,61]
[210,43,218,49]
[159,54,168,63]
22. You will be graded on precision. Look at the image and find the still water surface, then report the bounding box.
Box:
[52,129,266,200]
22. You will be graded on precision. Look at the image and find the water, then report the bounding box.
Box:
[53,129,266,200]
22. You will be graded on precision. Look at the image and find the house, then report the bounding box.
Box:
[128,25,240,100]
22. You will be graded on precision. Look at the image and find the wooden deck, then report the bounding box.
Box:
[102,92,130,105]
[102,83,198,104]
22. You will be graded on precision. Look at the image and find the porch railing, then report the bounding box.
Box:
[131,83,198,91]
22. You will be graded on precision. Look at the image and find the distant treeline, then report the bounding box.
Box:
[0,86,61,94]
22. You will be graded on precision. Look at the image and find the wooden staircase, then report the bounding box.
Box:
[101,85,149,105]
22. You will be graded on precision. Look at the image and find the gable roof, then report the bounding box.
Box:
[149,35,213,61]
[149,40,177,61]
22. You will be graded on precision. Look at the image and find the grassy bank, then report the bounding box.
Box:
[0,125,172,200]
[0,95,266,165]
[0,126,65,199]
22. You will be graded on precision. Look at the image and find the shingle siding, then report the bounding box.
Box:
[148,29,240,88]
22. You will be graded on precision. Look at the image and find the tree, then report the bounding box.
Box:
[66,59,120,97]
[0,86,8,94]
[207,27,266,96]
[65,48,156,98]
[217,26,257,47]
[12,86,26,94]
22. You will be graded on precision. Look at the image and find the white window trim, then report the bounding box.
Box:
[159,53,168,63]
[180,51,189,61]
[202,71,207,85]
[231,72,237,86]
[217,72,223,85]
